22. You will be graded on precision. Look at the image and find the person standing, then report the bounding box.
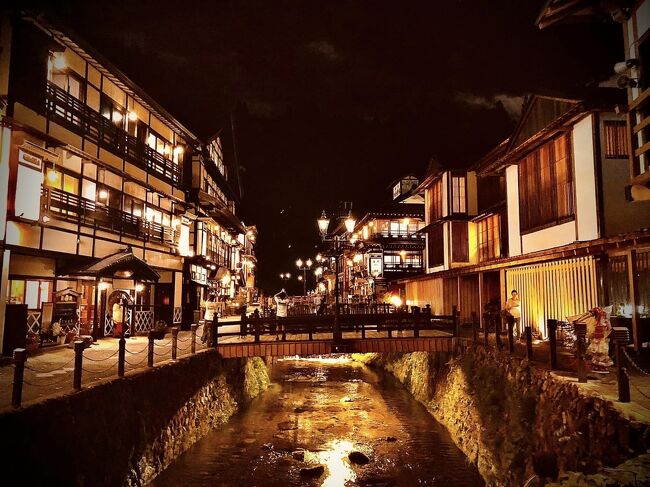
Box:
[274,289,288,340]
[202,293,218,344]
[505,289,522,337]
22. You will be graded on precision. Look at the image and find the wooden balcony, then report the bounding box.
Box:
[45,82,181,185]
[42,186,175,245]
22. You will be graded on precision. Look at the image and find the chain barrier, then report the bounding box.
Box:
[152,349,171,357]
[622,348,650,376]
[82,349,119,362]
[24,356,76,374]
[125,345,149,355]
[633,384,650,400]
[156,340,173,348]
[124,355,148,367]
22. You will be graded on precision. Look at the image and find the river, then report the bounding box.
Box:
[153,356,484,486]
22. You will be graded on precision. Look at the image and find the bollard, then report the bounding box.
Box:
[190,324,197,354]
[255,318,261,343]
[574,322,587,383]
[361,321,366,339]
[414,316,420,339]
[211,315,219,348]
[613,327,631,403]
[73,340,84,390]
[147,331,154,368]
[483,314,489,347]
[12,348,27,408]
[171,327,179,360]
[118,336,126,377]
[525,326,533,359]
[452,305,459,338]
[495,316,503,350]
[471,312,478,343]
[507,319,515,353]
[548,319,558,370]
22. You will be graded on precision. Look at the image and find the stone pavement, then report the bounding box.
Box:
[2,320,650,425]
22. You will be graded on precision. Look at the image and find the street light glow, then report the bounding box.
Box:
[317,210,330,234]
[306,258,313,268]
[344,216,356,233]
[296,258,303,268]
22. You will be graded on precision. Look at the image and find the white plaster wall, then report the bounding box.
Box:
[572,115,599,242]
[506,165,521,256]
[521,221,576,254]
[637,1,650,41]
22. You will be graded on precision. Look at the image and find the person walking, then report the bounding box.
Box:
[202,293,218,344]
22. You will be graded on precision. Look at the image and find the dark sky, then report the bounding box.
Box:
[36,0,621,293]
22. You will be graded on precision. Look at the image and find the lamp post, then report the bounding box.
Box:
[279,272,291,286]
[296,258,312,296]
[317,209,356,343]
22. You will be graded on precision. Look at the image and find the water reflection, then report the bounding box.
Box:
[153,356,484,486]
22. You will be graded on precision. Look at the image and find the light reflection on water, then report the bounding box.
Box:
[153,357,484,486]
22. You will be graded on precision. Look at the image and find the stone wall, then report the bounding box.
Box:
[0,350,269,486]
[356,347,650,486]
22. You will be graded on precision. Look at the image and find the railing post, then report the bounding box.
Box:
[118,336,126,377]
[483,313,489,346]
[211,315,219,348]
[525,326,533,359]
[414,315,420,339]
[613,327,631,403]
[12,348,26,408]
[452,305,459,338]
[147,331,155,368]
[171,327,179,360]
[190,324,197,354]
[73,340,84,391]
[547,319,558,370]
[361,320,366,339]
[574,322,587,383]
[495,314,502,350]
[472,319,478,343]
[507,319,515,353]
[255,318,261,343]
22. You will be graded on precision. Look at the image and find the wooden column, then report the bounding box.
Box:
[478,272,484,333]
[627,249,641,351]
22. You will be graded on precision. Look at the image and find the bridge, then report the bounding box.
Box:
[211,308,459,357]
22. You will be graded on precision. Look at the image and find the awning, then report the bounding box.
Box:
[60,248,159,282]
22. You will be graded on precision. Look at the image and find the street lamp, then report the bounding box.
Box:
[279,272,291,285]
[296,258,313,295]
[316,209,356,344]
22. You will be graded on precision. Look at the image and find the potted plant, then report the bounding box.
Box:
[51,322,65,345]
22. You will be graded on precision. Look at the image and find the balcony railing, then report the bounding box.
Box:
[43,187,175,245]
[383,263,423,273]
[368,230,424,239]
[45,82,181,185]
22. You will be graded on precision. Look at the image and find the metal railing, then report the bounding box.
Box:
[45,82,181,185]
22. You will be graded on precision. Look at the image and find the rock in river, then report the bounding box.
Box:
[348,451,370,465]
[299,465,325,478]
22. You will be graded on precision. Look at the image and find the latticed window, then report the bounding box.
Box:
[603,120,629,159]
[450,176,466,214]
[478,214,501,262]
[427,179,443,221]
[518,133,574,232]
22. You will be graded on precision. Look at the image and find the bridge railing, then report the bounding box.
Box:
[209,306,459,344]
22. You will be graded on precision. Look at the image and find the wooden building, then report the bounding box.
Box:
[404,93,650,350]
[0,13,255,352]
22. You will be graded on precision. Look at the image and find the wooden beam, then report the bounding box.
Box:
[634,140,650,158]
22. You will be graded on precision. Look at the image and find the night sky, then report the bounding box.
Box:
[30,0,622,293]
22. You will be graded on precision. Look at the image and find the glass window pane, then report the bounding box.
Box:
[9,280,25,304]
[25,281,39,309]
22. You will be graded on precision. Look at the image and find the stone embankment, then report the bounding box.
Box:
[355,347,650,486]
[0,350,269,486]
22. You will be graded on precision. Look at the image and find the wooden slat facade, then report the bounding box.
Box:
[506,256,597,338]
[215,337,454,358]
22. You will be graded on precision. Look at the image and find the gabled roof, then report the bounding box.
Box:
[65,248,159,282]
[535,0,616,29]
